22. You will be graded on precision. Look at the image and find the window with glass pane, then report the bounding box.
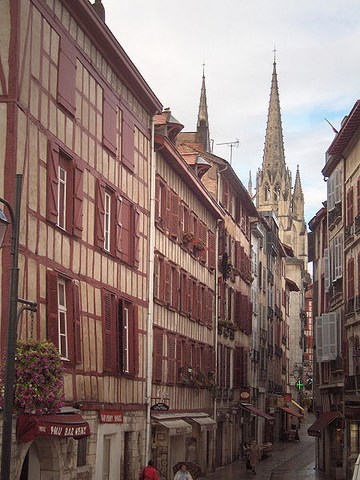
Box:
[122,305,129,373]
[58,278,68,359]
[58,165,67,229]
[104,192,111,252]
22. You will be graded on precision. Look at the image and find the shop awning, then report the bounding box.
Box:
[291,400,305,413]
[242,404,273,420]
[279,406,302,418]
[155,419,192,436]
[191,416,217,431]
[307,412,341,437]
[17,413,91,443]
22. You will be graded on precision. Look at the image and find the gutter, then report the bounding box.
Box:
[145,118,156,463]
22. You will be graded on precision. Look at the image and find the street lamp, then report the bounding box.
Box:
[0,174,22,480]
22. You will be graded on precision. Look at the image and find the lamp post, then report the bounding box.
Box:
[0,174,22,480]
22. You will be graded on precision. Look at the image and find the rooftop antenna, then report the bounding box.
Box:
[216,139,239,164]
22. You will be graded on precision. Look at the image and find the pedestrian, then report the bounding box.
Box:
[249,440,261,475]
[173,464,193,480]
[243,442,252,472]
[138,460,159,480]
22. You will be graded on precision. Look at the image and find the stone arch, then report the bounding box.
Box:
[18,436,61,479]
[274,183,281,201]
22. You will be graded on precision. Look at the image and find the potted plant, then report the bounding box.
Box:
[182,232,194,245]
[192,239,206,253]
[0,339,64,414]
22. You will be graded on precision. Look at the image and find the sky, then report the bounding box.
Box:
[101,0,360,224]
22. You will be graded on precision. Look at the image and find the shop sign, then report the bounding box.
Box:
[150,402,169,411]
[99,410,124,423]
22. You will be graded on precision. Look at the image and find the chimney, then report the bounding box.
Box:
[92,0,105,22]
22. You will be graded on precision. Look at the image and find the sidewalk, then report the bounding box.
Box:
[205,412,326,479]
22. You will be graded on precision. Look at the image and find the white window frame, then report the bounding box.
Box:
[324,248,330,291]
[104,191,111,252]
[58,278,68,360]
[57,165,67,229]
[330,234,343,282]
[316,313,338,362]
[123,305,129,374]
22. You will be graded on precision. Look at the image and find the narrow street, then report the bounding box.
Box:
[206,413,327,480]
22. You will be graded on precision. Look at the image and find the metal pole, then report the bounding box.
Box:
[1,174,22,480]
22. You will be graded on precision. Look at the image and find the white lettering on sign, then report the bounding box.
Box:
[50,426,63,436]
[99,410,123,424]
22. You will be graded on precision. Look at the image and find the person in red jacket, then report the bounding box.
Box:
[138,460,159,480]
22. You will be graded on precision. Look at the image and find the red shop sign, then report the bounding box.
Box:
[99,410,124,424]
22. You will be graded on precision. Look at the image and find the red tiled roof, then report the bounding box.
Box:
[307,411,341,437]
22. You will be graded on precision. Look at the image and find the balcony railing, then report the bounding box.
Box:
[328,201,342,229]
[345,224,355,244]
[355,214,360,234]
[345,298,355,316]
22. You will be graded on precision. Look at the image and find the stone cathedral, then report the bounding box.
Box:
[256,58,309,397]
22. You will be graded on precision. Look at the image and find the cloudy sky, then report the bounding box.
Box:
[102,0,360,223]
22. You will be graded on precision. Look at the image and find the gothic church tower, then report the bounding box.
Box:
[256,59,307,264]
[256,58,309,398]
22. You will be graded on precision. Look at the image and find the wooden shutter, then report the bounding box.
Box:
[208,230,216,270]
[233,347,240,388]
[103,292,116,373]
[348,257,355,299]
[155,176,160,222]
[165,187,171,231]
[187,277,193,318]
[170,191,179,239]
[153,328,163,383]
[57,36,76,115]
[347,187,354,226]
[324,248,330,292]
[235,290,241,328]
[357,177,360,215]
[176,337,183,382]
[119,198,131,264]
[128,303,139,376]
[72,162,84,237]
[95,179,106,248]
[164,262,171,305]
[47,270,59,348]
[219,281,226,320]
[171,268,179,310]
[167,333,176,384]
[73,282,82,364]
[103,90,117,155]
[47,141,59,224]
[134,207,140,268]
[180,272,188,315]
[122,109,135,171]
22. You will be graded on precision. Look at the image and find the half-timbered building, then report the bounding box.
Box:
[176,72,261,465]
[0,0,161,478]
[151,110,223,478]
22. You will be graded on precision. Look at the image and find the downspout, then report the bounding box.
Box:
[145,118,156,464]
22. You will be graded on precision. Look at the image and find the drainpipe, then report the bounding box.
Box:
[212,218,220,470]
[145,118,156,464]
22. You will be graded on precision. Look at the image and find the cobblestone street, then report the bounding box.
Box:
[206,413,327,480]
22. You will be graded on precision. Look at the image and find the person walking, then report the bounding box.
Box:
[138,460,159,480]
[173,464,193,480]
[249,440,261,475]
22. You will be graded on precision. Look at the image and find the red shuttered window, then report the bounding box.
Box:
[57,36,76,116]
[95,183,140,266]
[167,333,176,384]
[348,257,355,300]
[47,270,81,366]
[208,230,216,270]
[47,141,83,237]
[153,328,164,383]
[103,291,138,376]
[347,187,354,226]
[122,109,135,171]
[103,90,117,155]
[170,191,180,239]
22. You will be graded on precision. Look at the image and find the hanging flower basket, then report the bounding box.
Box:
[0,339,64,414]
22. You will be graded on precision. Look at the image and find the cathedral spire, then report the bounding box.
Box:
[196,65,211,152]
[262,58,286,174]
[248,170,253,197]
[293,165,303,198]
